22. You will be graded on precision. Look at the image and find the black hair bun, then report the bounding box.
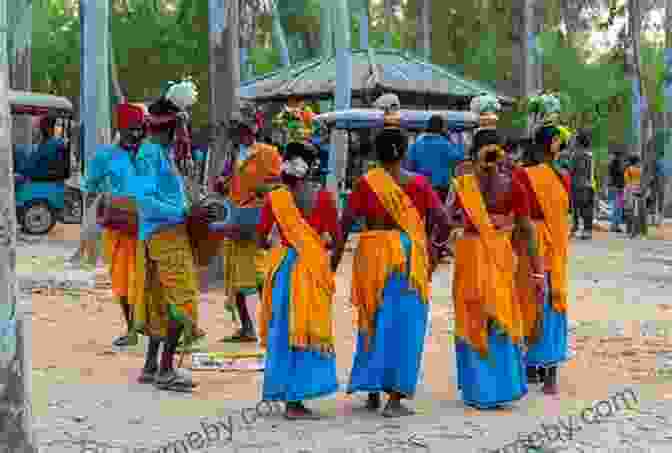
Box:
[148,97,180,116]
[471,129,501,158]
[285,142,317,167]
[375,128,408,163]
[534,125,559,146]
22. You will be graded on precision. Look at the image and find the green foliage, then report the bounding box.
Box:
[534,30,630,148]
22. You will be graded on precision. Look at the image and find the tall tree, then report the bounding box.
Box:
[511,0,544,137]
[0,0,35,450]
[416,0,430,59]
[206,0,240,284]
[8,0,32,147]
[666,0,672,130]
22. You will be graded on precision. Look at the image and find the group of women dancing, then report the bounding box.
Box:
[256,94,571,419]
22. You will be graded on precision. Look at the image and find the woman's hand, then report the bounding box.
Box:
[531,272,545,299]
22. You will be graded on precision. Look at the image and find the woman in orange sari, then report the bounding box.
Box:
[448,127,544,409]
[256,143,341,420]
[516,125,571,394]
[331,127,449,417]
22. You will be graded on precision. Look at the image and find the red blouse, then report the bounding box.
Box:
[257,188,341,246]
[347,173,441,223]
[515,166,570,220]
[453,171,531,231]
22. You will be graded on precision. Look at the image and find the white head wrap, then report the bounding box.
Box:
[281,157,309,178]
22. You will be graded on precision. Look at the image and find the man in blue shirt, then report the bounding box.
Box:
[404,115,464,202]
[27,116,67,179]
[131,84,216,391]
[80,103,146,347]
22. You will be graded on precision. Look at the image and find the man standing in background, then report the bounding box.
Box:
[570,130,595,239]
[404,115,464,203]
[608,151,626,233]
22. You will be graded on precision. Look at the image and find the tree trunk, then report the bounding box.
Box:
[328,0,351,210]
[627,0,646,234]
[9,0,32,148]
[662,0,672,219]
[95,0,111,145]
[511,0,538,138]
[319,1,333,58]
[416,0,430,59]
[383,0,392,47]
[0,1,35,450]
[74,0,110,266]
[206,0,240,287]
[269,0,290,66]
[110,33,125,106]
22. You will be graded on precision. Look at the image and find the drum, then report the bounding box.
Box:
[204,195,262,235]
[96,194,138,235]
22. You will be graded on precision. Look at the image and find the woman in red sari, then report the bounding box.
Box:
[331,127,450,417]
[256,142,342,420]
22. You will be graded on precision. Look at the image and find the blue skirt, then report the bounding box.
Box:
[455,332,527,409]
[262,248,338,402]
[525,273,568,368]
[347,234,429,398]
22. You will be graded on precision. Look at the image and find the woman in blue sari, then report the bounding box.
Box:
[257,143,341,420]
[331,127,450,417]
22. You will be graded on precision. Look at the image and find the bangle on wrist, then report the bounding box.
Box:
[530,273,544,279]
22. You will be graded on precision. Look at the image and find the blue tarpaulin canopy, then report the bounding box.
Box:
[315,108,479,131]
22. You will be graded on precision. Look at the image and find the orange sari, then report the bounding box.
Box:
[228,143,282,207]
[102,229,139,306]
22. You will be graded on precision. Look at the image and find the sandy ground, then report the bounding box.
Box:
[28,223,672,413]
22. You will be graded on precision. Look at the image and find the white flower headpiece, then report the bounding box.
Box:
[165,78,198,111]
[373,93,401,114]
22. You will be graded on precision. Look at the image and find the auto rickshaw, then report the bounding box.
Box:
[11,90,80,235]
[314,108,478,226]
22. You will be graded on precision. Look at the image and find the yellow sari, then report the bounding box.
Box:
[258,187,335,353]
[351,168,430,347]
[452,174,522,358]
[524,164,569,313]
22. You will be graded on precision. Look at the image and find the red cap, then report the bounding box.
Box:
[116,103,146,130]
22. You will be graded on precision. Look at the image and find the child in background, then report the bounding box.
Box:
[623,154,642,236]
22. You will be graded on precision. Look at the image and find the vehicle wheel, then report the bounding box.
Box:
[22,201,56,235]
[64,189,83,223]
